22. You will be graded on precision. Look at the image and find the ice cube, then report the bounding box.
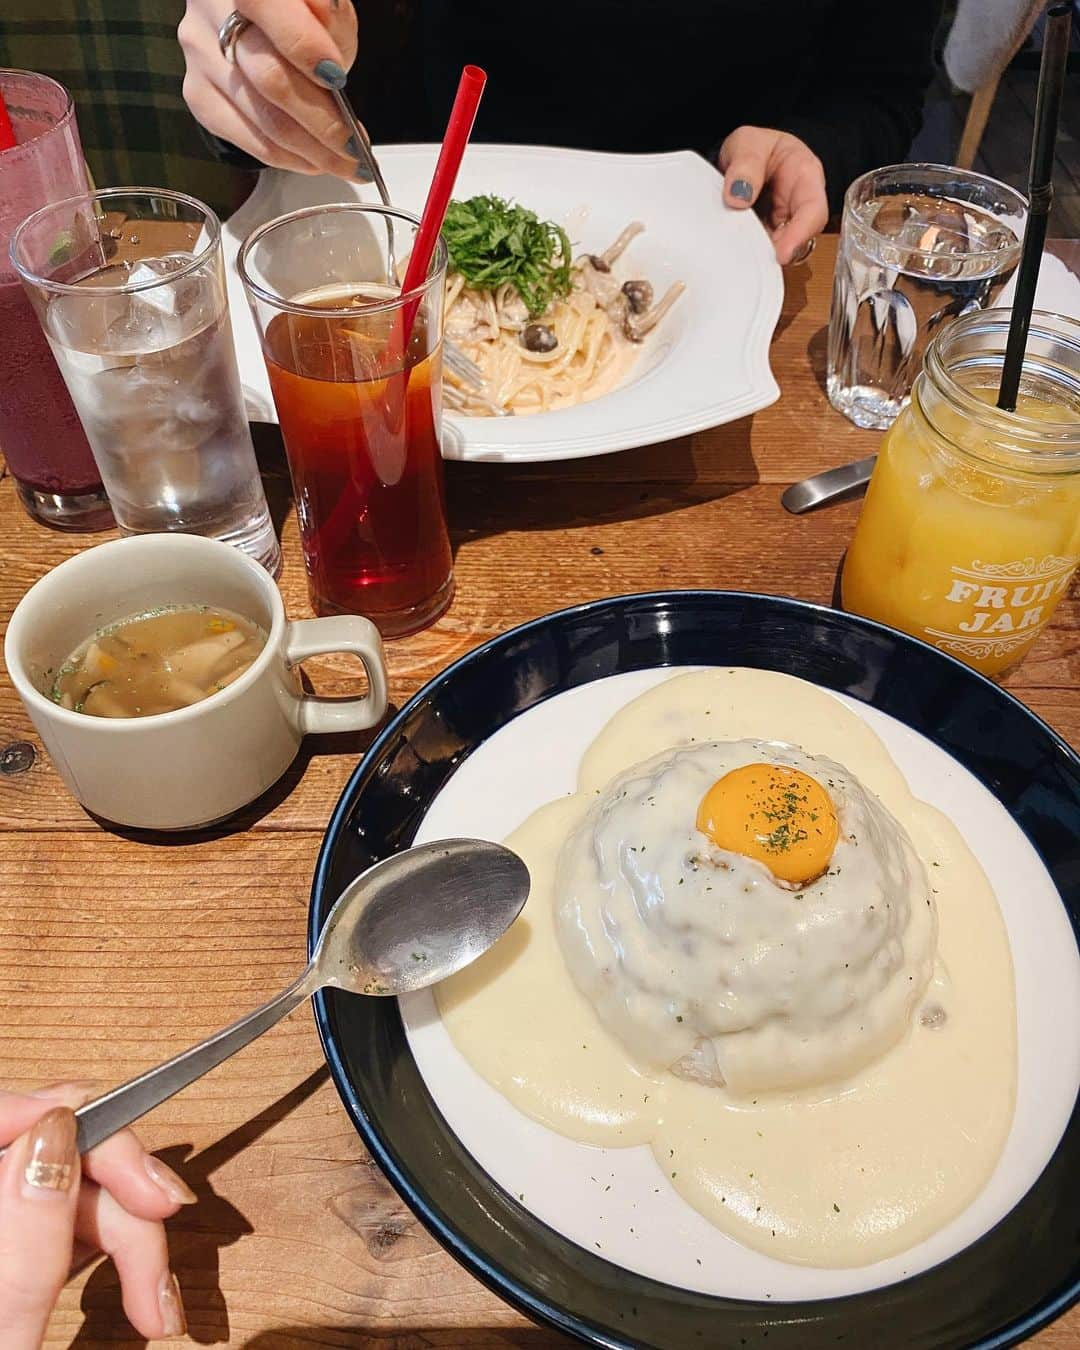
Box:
[127,261,180,317]
[870,195,916,241]
[129,253,190,279]
[969,218,1019,254]
[871,194,971,254]
[914,203,972,256]
[90,357,220,453]
[104,288,186,354]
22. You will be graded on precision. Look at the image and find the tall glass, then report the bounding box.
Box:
[827,164,1027,430]
[0,70,111,530]
[238,204,453,637]
[11,188,280,572]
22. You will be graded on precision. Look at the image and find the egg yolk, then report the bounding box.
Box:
[696,764,839,885]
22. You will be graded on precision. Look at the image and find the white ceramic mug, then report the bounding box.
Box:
[5,534,389,830]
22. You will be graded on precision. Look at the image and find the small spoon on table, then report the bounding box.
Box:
[781,455,877,514]
[72,839,529,1153]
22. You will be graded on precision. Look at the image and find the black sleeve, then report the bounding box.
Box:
[197,125,266,173]
[775,0,945,211]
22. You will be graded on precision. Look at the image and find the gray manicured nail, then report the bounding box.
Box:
[345,134,360,157]
[355,162,373,183]
[314,59,347,89]
[730,178,754,202]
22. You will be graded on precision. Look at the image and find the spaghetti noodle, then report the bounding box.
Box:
[439,204,684,417]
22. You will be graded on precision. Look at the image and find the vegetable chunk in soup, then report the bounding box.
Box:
[52,606,266,717]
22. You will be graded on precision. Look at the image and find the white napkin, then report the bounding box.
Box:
[997,250,1080,321]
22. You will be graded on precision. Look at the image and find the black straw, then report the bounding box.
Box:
[998,0,1073,411]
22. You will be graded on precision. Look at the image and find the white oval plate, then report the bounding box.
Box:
[221,145,783,462]
[400,667,1080,1302]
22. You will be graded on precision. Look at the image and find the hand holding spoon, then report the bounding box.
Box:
[72,840,529,1153]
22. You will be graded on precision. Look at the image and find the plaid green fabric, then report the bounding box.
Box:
[0,1,257,219]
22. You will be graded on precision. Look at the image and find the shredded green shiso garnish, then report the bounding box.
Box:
[441,195,573,318]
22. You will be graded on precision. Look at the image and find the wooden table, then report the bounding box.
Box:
[1,235,1077,1349]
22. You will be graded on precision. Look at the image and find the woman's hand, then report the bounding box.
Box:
[0,1084,196,1349]
[718,127,829,265]
[179,0,361,177]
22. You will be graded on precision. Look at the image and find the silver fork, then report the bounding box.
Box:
[443,341,485,389]
[327,87,397,281]
[442,350,513,416]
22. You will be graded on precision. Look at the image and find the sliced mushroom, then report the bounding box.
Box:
[521,322,558,353]
[604,292,631,328]
[601,220,645,266]
[445,293,484,341]
[586,254,611,273]
[576,257,622,308]
[445,289,499,343]
[622,279,653,314]
[497,289,530,329]
[623,280,686,341]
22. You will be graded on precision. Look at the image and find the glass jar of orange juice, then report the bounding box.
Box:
[842,309,1080,678]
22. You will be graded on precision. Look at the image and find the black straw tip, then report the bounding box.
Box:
[996,1,1072,410]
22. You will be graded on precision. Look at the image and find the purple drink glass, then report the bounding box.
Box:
[0,70,111,530]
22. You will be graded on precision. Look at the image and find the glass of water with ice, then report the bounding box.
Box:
[10,188,280,573]
[827,164,1027,430]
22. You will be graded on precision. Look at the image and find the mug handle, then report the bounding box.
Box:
[284,616,388,735]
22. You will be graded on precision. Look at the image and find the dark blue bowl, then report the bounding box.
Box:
[308,591,1080,1349]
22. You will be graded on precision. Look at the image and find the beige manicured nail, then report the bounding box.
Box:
[158,1270,187,1337]
[23,1107,77,1194]
[145,1155,197,1205]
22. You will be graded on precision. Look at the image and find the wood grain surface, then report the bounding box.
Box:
[1,236,1077,1349]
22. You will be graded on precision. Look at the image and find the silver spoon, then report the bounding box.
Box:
[781,455,877,514]
[72,839,529,1153]
[326,87,398,284]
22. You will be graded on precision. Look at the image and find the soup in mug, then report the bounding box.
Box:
[51,605,266,717]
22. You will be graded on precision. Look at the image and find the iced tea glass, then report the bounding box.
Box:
[238,204,452,637]
[0,69,111,530]
[11,188,280,572]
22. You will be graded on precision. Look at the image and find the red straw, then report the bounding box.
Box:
[0,87,17,152]
[400,65,486,336]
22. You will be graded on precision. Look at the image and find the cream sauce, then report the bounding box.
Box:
[437,669,1017,1268]
[556,738,937,1096]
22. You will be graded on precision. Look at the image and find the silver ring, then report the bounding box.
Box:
[217,11,251,63]
[788,236,817,265]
